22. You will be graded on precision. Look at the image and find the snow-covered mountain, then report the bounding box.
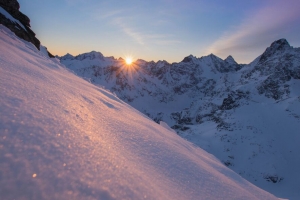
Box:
[60,39,300,199]
[0,25,281,200]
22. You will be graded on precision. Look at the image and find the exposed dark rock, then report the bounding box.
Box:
[181,55,194,63]
[220,95,237,110]
[0,0,40,49]
[153,112,164,123]
[0,0,54,57]
[257,78,289,100]
[224,55,242,71]
[47,50,55,58]
[0,0,30,27]
[223,160,234,167]
[259,39,291,63]
[225,55,237,64]
[263,174,283,183]
[171,124,190,131]
[220,90,249,110]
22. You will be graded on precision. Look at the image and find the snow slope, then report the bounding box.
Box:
[0,26,278,199]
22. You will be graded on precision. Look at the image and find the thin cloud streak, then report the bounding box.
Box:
[113,18,145,45]
[122,26,145,45]
[206,0,300,63]
[99,10,125,19]
[112,18,180,46]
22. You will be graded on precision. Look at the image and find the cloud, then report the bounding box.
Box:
[99,10,125,19]
[88,1,181,48]
[112,18,181,46]
[206,0,300,63]
[121,26,145,45]
[113,18,145,45]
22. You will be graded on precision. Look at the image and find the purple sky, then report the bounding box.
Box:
[18,0,300,63]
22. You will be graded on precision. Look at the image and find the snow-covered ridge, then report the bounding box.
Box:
[0,25,279,199]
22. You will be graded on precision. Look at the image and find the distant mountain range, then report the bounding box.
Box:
[59,40,300,199]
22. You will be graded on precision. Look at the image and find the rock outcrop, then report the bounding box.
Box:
[0,0,54,57]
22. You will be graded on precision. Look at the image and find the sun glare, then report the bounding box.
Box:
[125,57,133,65]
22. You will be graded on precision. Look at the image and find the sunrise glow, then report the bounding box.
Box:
[125,57,133,65]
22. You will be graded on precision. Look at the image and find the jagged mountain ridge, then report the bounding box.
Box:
[60,51,242,104]
[60,39,300,199]
[59,39,299,120]
[59,39,300,121]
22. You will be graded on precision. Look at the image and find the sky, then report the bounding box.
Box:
[18,0,300,64]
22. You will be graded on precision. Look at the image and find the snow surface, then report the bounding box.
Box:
[178,95,300,199]
[40,45,49,57]
[0,25,279,199]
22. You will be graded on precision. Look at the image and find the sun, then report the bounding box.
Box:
[125,57,133,65]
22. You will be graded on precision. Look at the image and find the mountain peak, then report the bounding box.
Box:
[181,54,196,63]
[74,51,104,61]
[60,53,74,60]
[225,55,237,64]
[259,39,291,62]
[206,53,223,61]
[209,53,218,58]
[269,38,290,50]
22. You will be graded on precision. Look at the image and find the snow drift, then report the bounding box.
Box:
[0,25,278,199]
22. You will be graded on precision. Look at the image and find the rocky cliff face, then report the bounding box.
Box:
[0,0,39,48]
[0,0,54,57]
[60,40,300,199]
[242,39,300,100]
